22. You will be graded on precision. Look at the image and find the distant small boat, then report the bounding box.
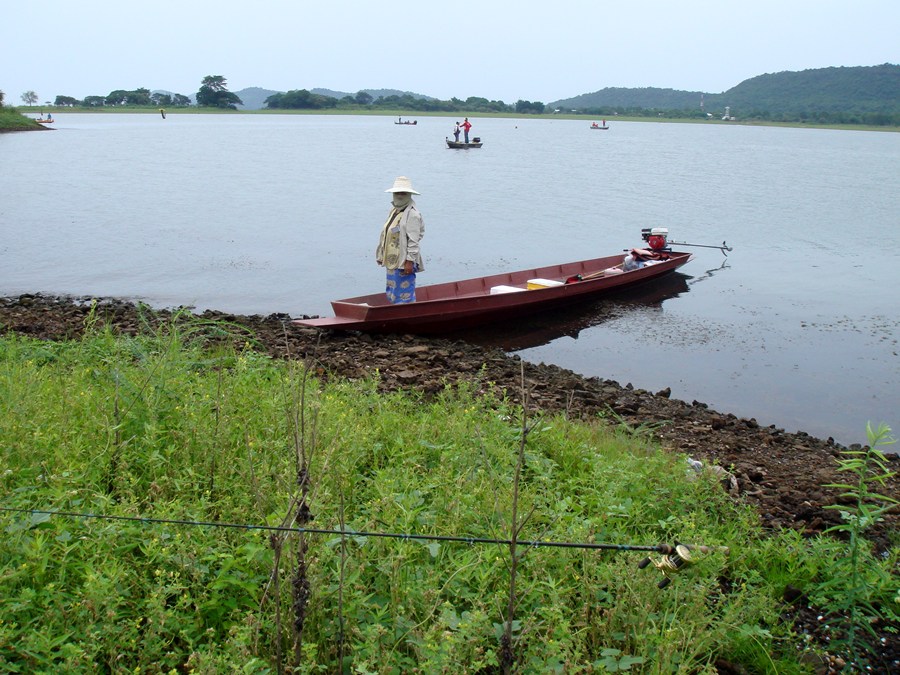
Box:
[590,122,609,130]
[446,137,483,149]
[36,117,54,125]
[395,120,417,125]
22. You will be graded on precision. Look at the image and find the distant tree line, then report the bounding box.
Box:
[18,65,900,126]
[51,89,192,108]
[38,76,242,110]
[264,89,548,115]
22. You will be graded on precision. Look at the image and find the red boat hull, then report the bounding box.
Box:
[293,251,693,334]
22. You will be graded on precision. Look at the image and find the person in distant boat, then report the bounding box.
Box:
[376,176,425,304]
[453,121,461,142]
[461,117,472,143]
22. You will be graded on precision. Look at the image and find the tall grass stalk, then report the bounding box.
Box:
[501,362,538,673]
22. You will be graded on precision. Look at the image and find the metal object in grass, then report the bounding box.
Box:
[638,542,730,588]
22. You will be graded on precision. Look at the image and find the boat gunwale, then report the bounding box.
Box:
[329,251,692,322]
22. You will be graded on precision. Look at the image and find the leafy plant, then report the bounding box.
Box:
[818,422,898,665]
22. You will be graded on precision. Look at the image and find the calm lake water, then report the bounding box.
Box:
[2,113,899,447]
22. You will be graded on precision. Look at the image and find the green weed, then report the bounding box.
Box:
[817,423,898,668]
[0,320,896,672]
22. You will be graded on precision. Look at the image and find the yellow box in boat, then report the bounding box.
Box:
[526,278,564,290]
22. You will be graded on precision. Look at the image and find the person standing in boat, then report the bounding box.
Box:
[461,117,472,143]
[453,121,461,142]
[376,176,425,304]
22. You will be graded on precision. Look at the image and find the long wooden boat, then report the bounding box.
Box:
[293,250,693,335]
[446,138,483,149]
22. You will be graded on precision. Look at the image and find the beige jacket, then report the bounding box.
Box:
[376,203,425,271]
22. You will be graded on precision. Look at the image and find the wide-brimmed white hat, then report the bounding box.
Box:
[385,176,420,194]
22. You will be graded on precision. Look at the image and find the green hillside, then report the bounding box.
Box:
[709,64,900,116]
[553,87,705,111]
[234,87,280,110]
[551,64,900,123]
[310,87,435,102]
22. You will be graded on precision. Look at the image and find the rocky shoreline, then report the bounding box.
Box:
[3,293,897,552]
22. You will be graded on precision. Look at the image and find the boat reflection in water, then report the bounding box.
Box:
[446,272,692,351]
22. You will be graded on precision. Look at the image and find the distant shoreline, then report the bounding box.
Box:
[2,107,897,133]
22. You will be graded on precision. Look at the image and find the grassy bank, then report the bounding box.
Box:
[0,311,896,672]
[0,107,47,132]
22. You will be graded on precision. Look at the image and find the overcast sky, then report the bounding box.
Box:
[3,0,898,105]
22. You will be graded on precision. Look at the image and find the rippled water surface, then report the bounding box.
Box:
[2,113,899,445]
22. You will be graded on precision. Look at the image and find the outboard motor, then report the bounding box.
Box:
[641,227,669,251]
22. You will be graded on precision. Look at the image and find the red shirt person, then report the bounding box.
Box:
[461,117,472,143]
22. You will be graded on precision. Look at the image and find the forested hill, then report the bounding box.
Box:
[551,64,900,119]
[553,87,705,111]
[711,64,899,114]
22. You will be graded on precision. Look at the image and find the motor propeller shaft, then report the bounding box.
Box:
[667,240,733,256]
